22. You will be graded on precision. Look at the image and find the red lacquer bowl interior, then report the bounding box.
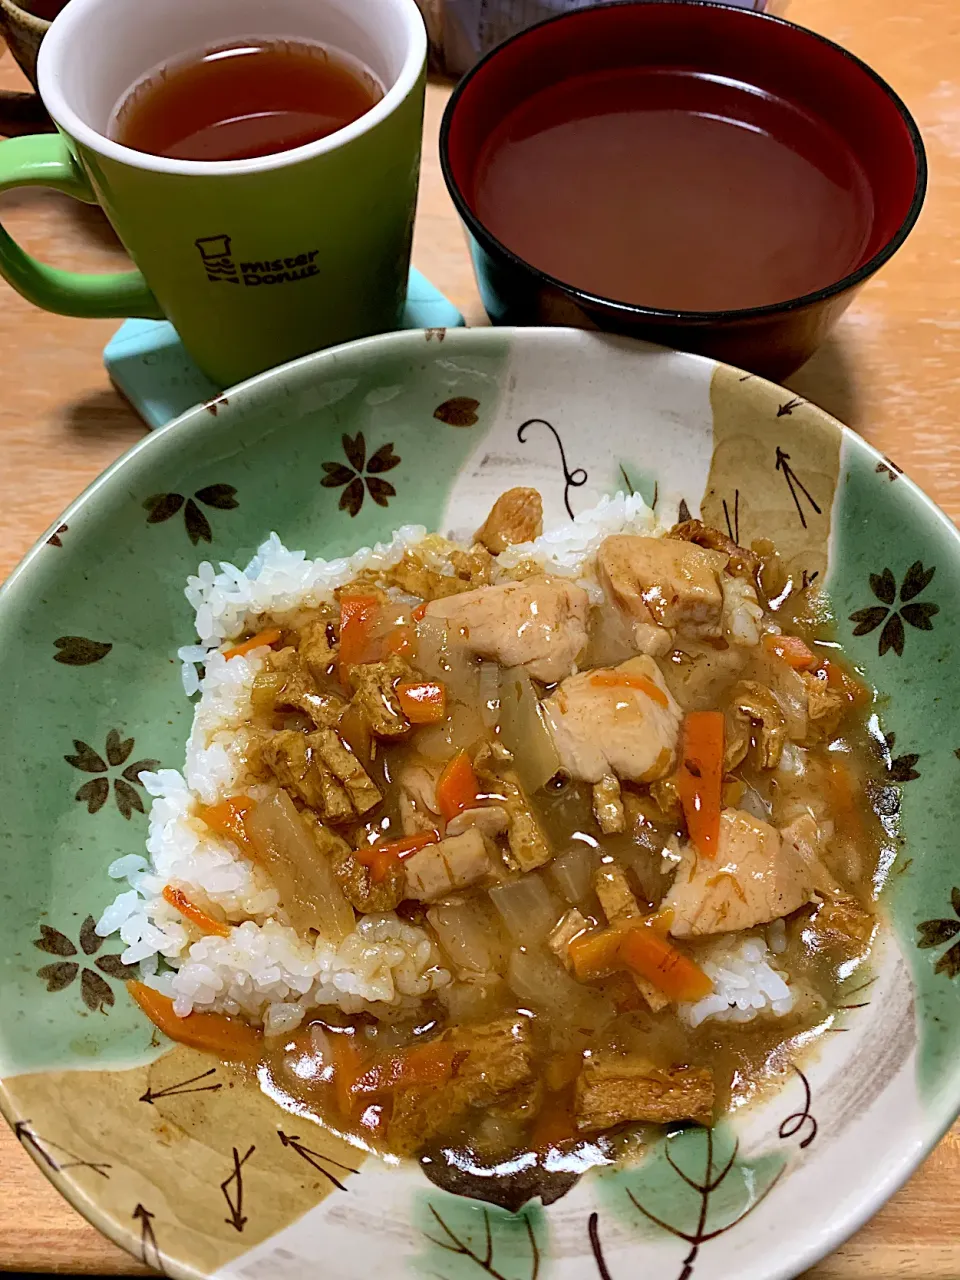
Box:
[442,1,925,320]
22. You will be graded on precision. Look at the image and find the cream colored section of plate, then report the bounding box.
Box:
[441,332,717,541]
[703,366,843,588]
[1,1043,364,1280]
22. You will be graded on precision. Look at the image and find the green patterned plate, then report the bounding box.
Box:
[0,327,957,1280]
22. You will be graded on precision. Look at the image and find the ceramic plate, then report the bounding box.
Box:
[1,328,957,1280]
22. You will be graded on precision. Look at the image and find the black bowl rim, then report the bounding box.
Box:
[439,0,928,326]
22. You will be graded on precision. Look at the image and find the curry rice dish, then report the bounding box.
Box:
[97,486,888,1189]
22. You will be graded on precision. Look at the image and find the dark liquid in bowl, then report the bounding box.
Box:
[25,0,69,17]
[472,68,875,312]
[111,39,382,162]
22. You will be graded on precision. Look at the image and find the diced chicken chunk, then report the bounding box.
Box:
[543,656,681,783]
[445,804,510,838]
[347,656,411,740]
[424,578,588,683]
[389,1017,535,1155]
[598,534,727,638]
[404,828,496,902]
[592,774,625,834]
[575,1054,715,1131]
[664,808,819,937]
[475,487,544,554]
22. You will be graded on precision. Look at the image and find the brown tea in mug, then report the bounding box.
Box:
[111,40,383,162]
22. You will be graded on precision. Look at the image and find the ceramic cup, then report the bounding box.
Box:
[441,1,926,380]
[0,0,427,386]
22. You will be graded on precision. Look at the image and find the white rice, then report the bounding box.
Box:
[98,490,786,1034]
[679,923,794,1028]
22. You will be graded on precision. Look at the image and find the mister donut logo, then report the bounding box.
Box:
[195,234,321,287]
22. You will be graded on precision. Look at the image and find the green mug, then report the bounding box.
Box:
[0,0,427,386]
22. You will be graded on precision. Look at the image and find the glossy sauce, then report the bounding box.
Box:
[110,39,383,162]
[472,68,874,311]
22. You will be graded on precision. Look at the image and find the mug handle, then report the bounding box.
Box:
[0,132,164,319]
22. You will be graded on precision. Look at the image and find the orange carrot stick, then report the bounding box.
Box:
[338,594,382,675]
[619,927,714,1003]
[436,750,480,821]
[589,671,669,708]
[162,885,231,937]
[356,829,440,883]
[222,628,282,660]
[397,680,447,724]
[128,982,261,1060]
[677,711,724,858]
[199,795,255,855]
[762,632,817,671]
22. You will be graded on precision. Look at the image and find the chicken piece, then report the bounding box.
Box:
[724,680,787,771]
[313,729,382,816]
[548,907,589,969]
[445,804,510,838]
[598,534,727,638]
[575,1054,715,1131]
[389,1017,535,1155]
[592,774,625,834]
[261,731,352,822]
[668,519,760,583]
[424,578,589,683]
[347,656,412,740]
[475,487,544,554]
[298,617,339,683]
[664,808,820,937]
[543,656,681,784]
[404,827,497,902]
[498,775,553,871]
[593,863,668,1011]
[257,650,347,727]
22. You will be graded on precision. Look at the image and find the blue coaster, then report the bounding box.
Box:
[104,266,465,430]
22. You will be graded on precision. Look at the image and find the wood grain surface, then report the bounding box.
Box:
[0,0,958,1271]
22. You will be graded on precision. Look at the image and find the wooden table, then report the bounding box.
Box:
[0,0,958,1271]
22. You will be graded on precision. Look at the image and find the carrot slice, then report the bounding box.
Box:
[569,928,624,982]
[411,602,428,622]
[354,1040,457,1095]
[762,632,817,670]
[328,1032,367,1119]
[199,795,255,855]
[128,982,261,1060]
[677,710,724,858]
[356,829,440,883]
[162,885,231,937]
[619,927,714,1003]
[397,680,447,724]
[436,750,481,821]
[338,594,382,675]
[589,671,669,708]
[222,628,282,661]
